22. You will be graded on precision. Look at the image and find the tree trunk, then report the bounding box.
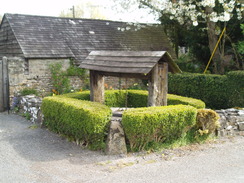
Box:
[205,7,225,74]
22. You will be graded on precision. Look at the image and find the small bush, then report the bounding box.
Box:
[20,88,38,96]
[122,105,197,151]
[49,63,70,95]
[104,90,127,107]
[41,96,111,149]
[62,90,205,109]
[168,94,205,109]
[62,91,90,100]
[196,109,220,135]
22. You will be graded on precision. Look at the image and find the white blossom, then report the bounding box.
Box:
[152,0,243,26]
[193,21,198,26]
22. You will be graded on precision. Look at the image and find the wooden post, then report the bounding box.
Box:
[157,63,168,106]
[147,63,168,107]
[0,59,4,112]
[90,70,104,103]
[148,64,158,107]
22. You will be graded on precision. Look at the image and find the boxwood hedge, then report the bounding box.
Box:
[63,90,205,109]
[41,96,111,149]
[122,105,198,151]
[168,70,244,109]
[42,90,205,151]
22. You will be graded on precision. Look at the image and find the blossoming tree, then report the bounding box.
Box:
[116,0,243,73]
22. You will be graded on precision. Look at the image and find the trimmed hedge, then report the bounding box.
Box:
[63,90,205,109]
[41,96,111,149]
[168,70,244,109]
[122,105,197,151]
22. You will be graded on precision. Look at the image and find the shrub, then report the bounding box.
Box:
[168,94,205,109]
[104,90,127,107]
[62,90,90,100]
[49,63,70,95]
[41,96,111,149]
[168,72,243,109]
[196,109,220,136]
[20,88,38,96]
[122,105,197,151]
[226,71,244,107]
[62,90,205,109]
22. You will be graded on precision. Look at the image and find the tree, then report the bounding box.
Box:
[114,0,243,73]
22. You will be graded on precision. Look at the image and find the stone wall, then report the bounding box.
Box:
[216,108,244,136]
[105,76,145,90]
[16,95,43,124]
[7,57,84,99]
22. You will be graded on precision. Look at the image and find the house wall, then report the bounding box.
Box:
[7,57,84,98]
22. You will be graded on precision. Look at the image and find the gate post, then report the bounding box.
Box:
[2,57,9,111]
[0,59,4,112]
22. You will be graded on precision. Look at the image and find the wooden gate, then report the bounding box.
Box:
[0,57,10,112]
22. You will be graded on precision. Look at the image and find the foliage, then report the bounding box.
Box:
[62,90,205,109]
[196,109,220,135]
[226,70,244,107]
[62,90,90,100]
[104,90,128,107]
[168,71,244,109]
[237,24,244,55]
[122,105,197,151]
[49,63,71,95]
[168,94,206,109]
[66,60,87,77]
[174,54,204,73]
[41,96,111,150]
[22,112,31,120]
[118,0,244,73]
[20,88,38,96]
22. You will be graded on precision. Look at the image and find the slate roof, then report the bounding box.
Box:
[1,13,176,61]
[81,51,181,74]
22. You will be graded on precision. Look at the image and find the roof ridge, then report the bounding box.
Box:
[4,13,159,25]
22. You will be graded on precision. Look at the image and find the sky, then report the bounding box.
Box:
[0,0,158,23]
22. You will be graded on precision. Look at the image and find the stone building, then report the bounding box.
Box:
[0,13,176,109]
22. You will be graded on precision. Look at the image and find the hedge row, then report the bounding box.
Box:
[63,90,205,109]
[41,96,111,149]
[168,70,244,109]
[122,105,198,151]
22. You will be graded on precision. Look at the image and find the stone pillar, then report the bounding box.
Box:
[105,119,127,155]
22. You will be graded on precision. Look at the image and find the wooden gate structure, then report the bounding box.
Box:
[0,57,10,112]
[80,51,181,107]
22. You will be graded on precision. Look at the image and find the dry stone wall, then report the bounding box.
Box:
[216,108,244,136]
[15,95,43,124]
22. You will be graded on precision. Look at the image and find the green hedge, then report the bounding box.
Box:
[226,71,244,107]
[41,96,111,149]
[63,90,205,109]
[122,105,197,151]
[168,71,244,109]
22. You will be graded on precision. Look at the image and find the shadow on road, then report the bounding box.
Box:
[0,112,119,164]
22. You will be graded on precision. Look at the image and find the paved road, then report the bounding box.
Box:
[1,112,244,183]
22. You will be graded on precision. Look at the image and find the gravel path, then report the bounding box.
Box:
[1,112,244,183]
